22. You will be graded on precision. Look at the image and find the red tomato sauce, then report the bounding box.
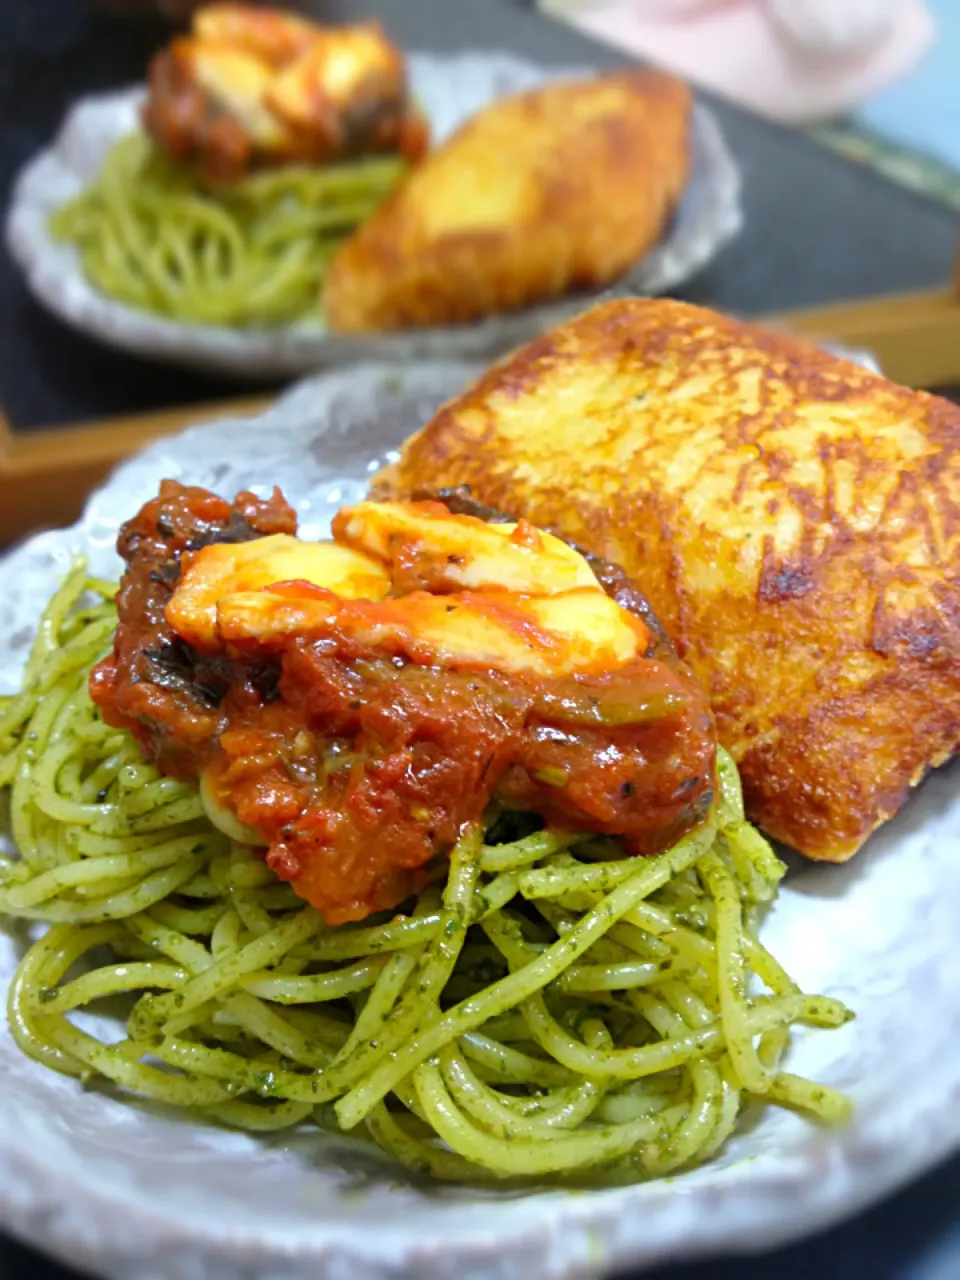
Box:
[91,482,716,924]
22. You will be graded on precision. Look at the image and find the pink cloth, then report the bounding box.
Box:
[552,0,935,123]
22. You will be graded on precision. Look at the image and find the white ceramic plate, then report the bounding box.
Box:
[5,52,741,378]
[2,360,959,1280]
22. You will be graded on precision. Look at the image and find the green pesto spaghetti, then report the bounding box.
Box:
[0,564,853,1184]
[50,133,405,327]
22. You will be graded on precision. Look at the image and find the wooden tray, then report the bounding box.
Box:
[3,284,960,547]
[0,394,270,547]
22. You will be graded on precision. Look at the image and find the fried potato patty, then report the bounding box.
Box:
[374,298,960,861]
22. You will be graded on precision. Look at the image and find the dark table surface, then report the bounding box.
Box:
[1,0,959,430]
[2,1,960,1277]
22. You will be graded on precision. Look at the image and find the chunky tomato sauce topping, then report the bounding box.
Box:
[91,482,716,924]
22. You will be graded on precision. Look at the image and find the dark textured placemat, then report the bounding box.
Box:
[1,0,959,428]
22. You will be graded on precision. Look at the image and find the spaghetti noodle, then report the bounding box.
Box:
[50,133,405,327]
[0,564,853,1183]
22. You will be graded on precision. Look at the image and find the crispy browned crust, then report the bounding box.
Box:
[321,70,690,332]
[373,298,960,861]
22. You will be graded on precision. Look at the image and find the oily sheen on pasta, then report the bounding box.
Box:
[0,492,852,1184]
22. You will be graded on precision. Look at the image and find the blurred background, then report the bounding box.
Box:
[2,0,958,432]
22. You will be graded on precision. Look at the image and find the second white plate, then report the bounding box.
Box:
[5,51,741,378]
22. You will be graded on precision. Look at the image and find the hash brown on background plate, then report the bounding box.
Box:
[323,70,691,332]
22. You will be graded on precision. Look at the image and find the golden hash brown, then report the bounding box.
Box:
[374,298,960,861]
[321,70,690,332]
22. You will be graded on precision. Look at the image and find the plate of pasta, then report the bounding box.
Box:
[4,4,740,377]
[2,328,960,1280]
